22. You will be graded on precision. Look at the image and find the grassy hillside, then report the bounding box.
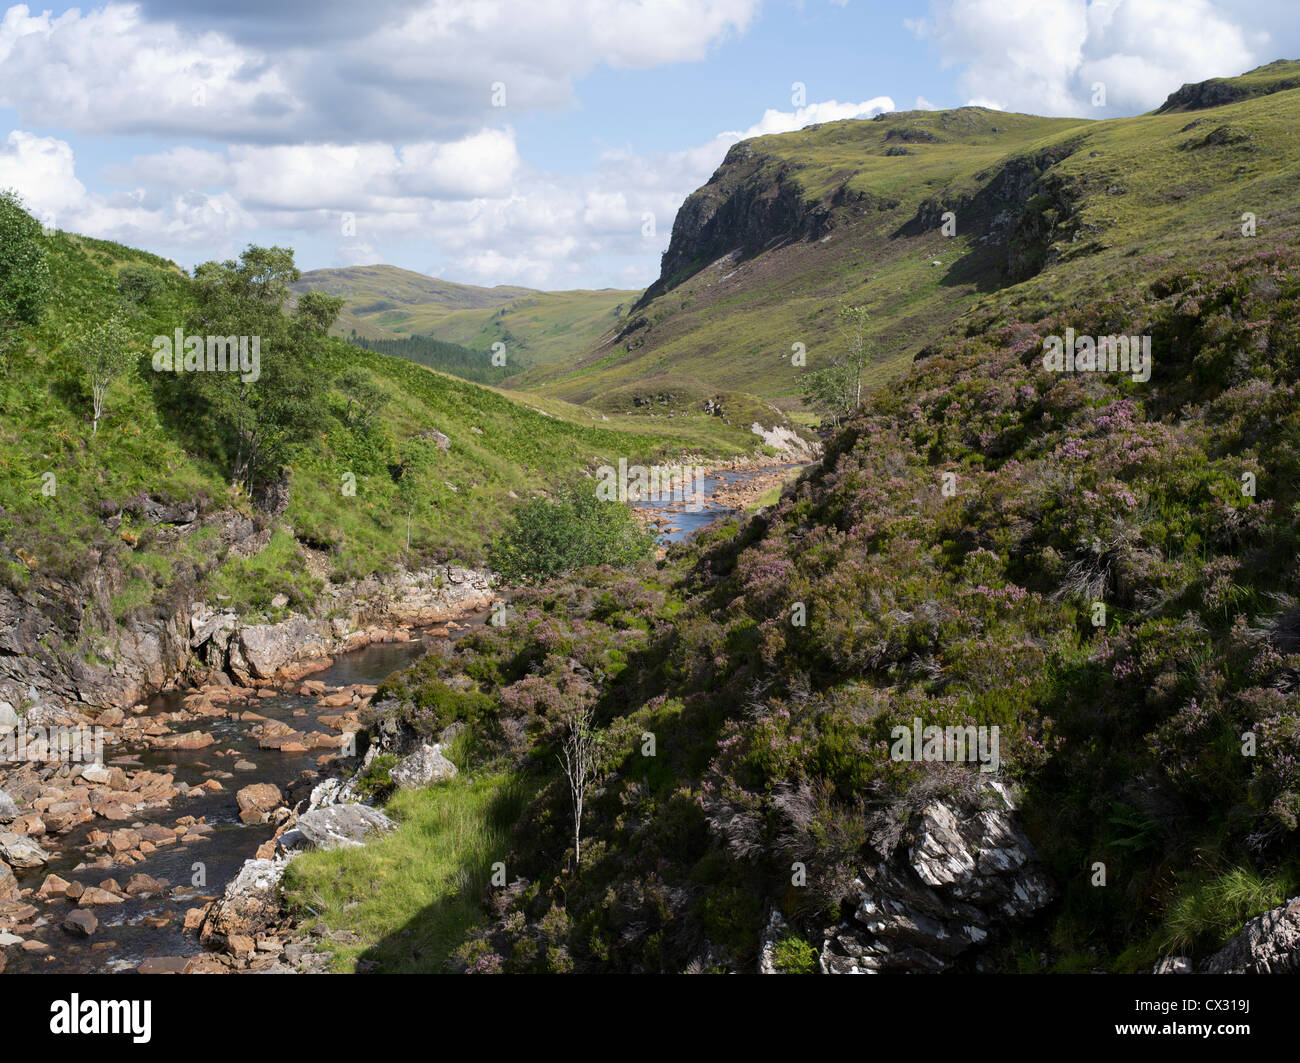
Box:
[293,264,636,368]
[514,65,1300,415]
[348,234,1300,973]
[291,265,533,339]
[0,227,739,634]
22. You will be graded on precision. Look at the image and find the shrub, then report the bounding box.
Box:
[487,480,655,583]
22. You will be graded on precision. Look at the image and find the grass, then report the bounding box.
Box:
[1160,866,1296,957]
[280,768,532,973]
[511,71,1300,418]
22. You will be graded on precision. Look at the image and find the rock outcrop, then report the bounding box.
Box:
[820,781,1053,973]
[1203,896,1300,974]
[390,743,458,789]
[199,856,294,949]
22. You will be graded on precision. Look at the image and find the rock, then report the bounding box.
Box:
[0,788,19,823]
[0,831,50,869]
[125,873,167,897]
[137,956,188,974]
[233,760,257,772]
[0,860,18,901]
[78,886,125,906]
[1153,956,1193,974]
[758,909,789,974]
[35,873,70,900]
[62,910,98,937]
[291,804,396,852]
[199,857,294,948]
[1204,896,1300,974]
[819,781,1053,973]
[0,931,25,946]
[236,783,283,815]
[270,594,289,610]
[390,743,458,789]
[79,764,113,785]
[153,730,215,750]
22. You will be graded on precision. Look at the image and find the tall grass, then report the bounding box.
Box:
[280,769,531,973]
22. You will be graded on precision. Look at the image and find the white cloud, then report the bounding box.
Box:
[908,0,1259,116]
[0,1,760,142]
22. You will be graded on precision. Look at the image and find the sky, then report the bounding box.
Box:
[0,0,1295,291]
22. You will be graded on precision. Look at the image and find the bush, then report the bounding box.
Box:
[487,480,655,583]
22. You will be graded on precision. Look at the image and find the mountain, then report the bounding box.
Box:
[513,62,1300,417]
[281,64,1300,974]
[292,264,636,367]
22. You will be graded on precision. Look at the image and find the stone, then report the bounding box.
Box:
[291,804,397,852]
[199,857,294,948]
[1204,896,1300,974]
[1153,956,1193,974]
[137,956,188,974]
[125,873,167,897]
[78,887,125,906]
[0,831,50,869]
[0,860,18,901]
[0,788,19,823]
[153,730,215,750]
[818,780,1053,974]
[390,743,458,789]
[236,784,283,815]
[35,873,70,900]
[63,910,98,937]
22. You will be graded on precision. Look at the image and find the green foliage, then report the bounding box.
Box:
[1162,867,1293,956]
[771,935,819,973]
[71,313,141,435]
[488,481,656,583]
[0,189,51,372]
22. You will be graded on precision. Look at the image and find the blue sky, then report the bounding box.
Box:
[0,1,1294,290]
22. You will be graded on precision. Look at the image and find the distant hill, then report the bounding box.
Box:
[511,62,1300,415]
[292,264,636,368]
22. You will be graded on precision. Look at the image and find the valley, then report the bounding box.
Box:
[2,58,1300,982]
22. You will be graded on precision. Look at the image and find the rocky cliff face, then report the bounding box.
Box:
[0,496,494,721]
[816,780,1053,973]
[634,143,837,311]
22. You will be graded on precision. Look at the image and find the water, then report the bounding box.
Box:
[631,464,802,543]
[5,631,464,973]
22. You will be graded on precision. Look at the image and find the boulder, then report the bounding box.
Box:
[62,910,99,938]
[236,783,283,815]
[0,831,50,869]
[0,788,19,823]
[0,859,17,901]
[390,743,458,789]
[290,804,396,852]
[199,857,294,948]
[1204,896,1300,974]
[819,781,1053,973]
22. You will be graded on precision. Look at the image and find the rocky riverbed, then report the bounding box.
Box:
[0,558,496,975]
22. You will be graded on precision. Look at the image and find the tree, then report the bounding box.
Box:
[336,366,386,430]
[799,304,872,427]
[487,481,657,583]
[74,315,138,436]
[116,264,166,306]
[394,436,438,548]
[174,245,331,497]
[0,189,51,374]
[556,705,599,869]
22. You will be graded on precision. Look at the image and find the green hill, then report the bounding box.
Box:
[0,228,753,627]
[292,264,636,368]
[514,64,1300,416]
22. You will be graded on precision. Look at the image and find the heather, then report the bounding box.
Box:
[372,245,1300,972]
